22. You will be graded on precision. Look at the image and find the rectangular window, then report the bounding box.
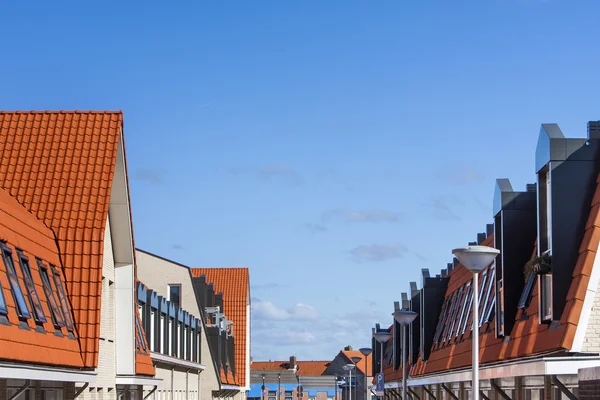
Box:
[540,274,553,322]
[197,331,201,362]
[50,265,74,332]
[168,285,181,308]
[433,298,450,344]
[150,310,155,352]
[518,273,537,309]
[17,252,47,323]
[160,314,166,353]
[461,284,474,335]
[455,283,471,337]
[447,288,464,340]
[38,261,65,328]
[497,278,504,336]
[480,267,496,326]
[442,291,459,342]
[168,318,173,355]
[1,244,31,319]
[136,314,147,352]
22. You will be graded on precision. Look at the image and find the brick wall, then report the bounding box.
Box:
[579,366,600,400]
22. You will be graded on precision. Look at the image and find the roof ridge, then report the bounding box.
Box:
[0,110,123,114]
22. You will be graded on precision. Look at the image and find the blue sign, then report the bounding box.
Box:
[375,373,385,391]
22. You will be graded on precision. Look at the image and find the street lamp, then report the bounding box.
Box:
[343,364,356,400]
[278,373,281,400]
[452,245,500,400]
[372,331,391,399]
[351,356,362,400]
[392,310,418,400]
[359,348,372,400]
[262,375,266,400]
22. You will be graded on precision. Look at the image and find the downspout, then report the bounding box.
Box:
[74,383,89,398]
[118,385,131,400]
[198,369,202,400]
[143,386,158,400]
[8,380,31,400]
[171,367,175,400]
[186,369,191,400]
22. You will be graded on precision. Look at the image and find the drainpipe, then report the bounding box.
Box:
[8,380,31,400]
[171,367,175,400]
[74,383,89,398]
[198,369,202,400]
[143,386,158,400]
[186,369,191,400]
[118,385,131,400]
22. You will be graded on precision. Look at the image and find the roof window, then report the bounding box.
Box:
[50,265,74,332]
[1,244,31,320]
[17,251,47,324]
[518,273,537,309]
[37,260,66,329]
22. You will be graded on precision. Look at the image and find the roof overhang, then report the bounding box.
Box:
[389,355,600,387]
[214,387,241,397]
[150,352,206,371]
[0,363,96,383]
[116,375,163,387]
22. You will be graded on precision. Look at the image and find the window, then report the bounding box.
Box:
[447,288,464,340]
[160,314,166,353]
[456,283,471,337]
[496,278,504,336]
[540,274,553,322]
[150,310,156,352]
[2,244,31,320]
[480,267,495,326]
[135,314,147,352]
[518,273,537,309]
[38,260,66,328]
[50,265,74,332]
[285,391,293,400]
[538,168,552,254]
[168,318,174,355]
[168,285,181,308]
[433,298,450,344]
[17,252,47,323]
[461,284,474,335]
[197,330,201,362]
[0,267,7,316]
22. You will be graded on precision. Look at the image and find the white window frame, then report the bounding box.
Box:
[455,282,471,337]
[480,266,496,327]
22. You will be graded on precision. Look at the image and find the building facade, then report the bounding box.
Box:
[371,121,600,399]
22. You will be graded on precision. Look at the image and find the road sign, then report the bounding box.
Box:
[375,373,384,392]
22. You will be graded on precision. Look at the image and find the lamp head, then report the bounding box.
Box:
[372,331,392,343]
[351,356,362,364]
[452,245,500,273]
[392,310,418,326]
[359,348,372,357]
[343,364,356,371]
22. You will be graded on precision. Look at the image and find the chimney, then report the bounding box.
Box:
[344,345,353,351]
[486,223,494,237]
[289,356,296,370]
[447,262,453,274]
[468,241,477,246]
[453,258,459,267]
[526,183,537,192]
[477,232,486,244]
[588,121,600,139]
[441,269,447,278]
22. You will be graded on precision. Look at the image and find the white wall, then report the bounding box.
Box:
[81,216,117,400]
[136,250,222,400]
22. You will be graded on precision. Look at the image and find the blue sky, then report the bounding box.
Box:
[2,0,600,360]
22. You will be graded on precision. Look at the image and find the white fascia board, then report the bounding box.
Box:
[221,385,241,391]
[403,356,600,387]
[0,363,96,383]
[150,352,206,371]
[116,375,163,387]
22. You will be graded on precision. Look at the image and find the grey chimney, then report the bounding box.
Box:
[588,121,600,139]
[477,232,486,244]
[289,356,296,370]
[526,183,537,192]
[486,223,494,237]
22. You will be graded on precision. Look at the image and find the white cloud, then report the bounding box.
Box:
[348,243,408,263]
[252,298,320,321]
[323,209,401,224]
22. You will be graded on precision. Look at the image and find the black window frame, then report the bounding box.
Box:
[456,282,471,338]
[442,291,458,343]
[37,260,66,328]
[1,243,32,320]
[448,287,464,340]
[518,272,537,309]
[50,264,75,332]
[169,284,181,308]
[433,298,450,344]
[16,251,47,324]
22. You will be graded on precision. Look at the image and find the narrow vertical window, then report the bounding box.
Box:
[168,285,181,308]
[50,265,74,332]
[497,278,504,336]
[456,283,471,338]
[17,252,47,323]
[540,274,553,322]
[136,313,147,352]
[160,314,166,353]
[38,260,65,328]
[461,285,474,335]
[518,273,537,309]
[433,298,449,344]
[1,244,31,320]
[480,267,495,327]
[150,310,155,352]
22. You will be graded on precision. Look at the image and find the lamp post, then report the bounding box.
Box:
[359,348,372,400]
[343,364,356,400]
[372,331,392,399]
[262,375,266,400]
[278,373,281,400]
[392,310,418,400]
[351,356,362,400]
[452,245,500,400]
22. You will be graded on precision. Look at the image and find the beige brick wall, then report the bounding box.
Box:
[82,217,117,399]
[582,277,600,353]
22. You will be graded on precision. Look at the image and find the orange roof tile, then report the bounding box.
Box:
[393,176,600,381]
[191,268,249,387]
[341,351,373,375]
[0,111,123,368]
[0,187,83,367]
[251,361,331,376]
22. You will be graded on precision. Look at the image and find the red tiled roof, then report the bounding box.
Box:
[191,268,249,387]
[392,177,600,380]
[341,351,373,375]
[0,187,83,367]
[251,361,331,376]
[0,111,123,367]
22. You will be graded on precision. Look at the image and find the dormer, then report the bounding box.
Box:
[419,268,448,361]
[534,122,600,322]
[492,179,537,336]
